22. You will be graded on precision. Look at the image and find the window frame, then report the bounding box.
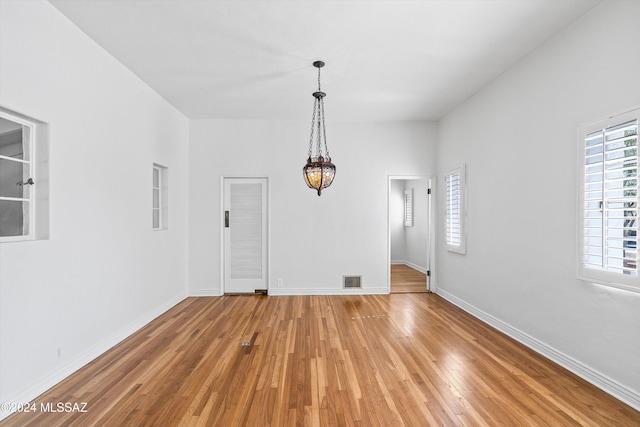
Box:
[0,110,36,242]
[152,163,168,231]
[577,108,640,293]
[445,164,466,254]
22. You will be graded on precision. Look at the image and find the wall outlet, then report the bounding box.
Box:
[277,279,283,287]
[57,347,62,358]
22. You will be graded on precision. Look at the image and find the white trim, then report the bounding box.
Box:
[0,196,29,202]
[428,178,436,292]
[0,292,187,421]
[577,272,640,294]
[0,235,32,243]
[268,287,389,296]
[220,176,225,293]
[188,289,223,297]
[436,288,640,411]
[0,154,29,164]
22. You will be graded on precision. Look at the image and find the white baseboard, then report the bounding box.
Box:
[189,288,223,296]
[0,292,187,422]
[436,288,640,411]
[404,261,429,275]
[268,287,389,296]
[188,288,390,297]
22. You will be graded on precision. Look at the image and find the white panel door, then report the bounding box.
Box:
[223,178,268,293]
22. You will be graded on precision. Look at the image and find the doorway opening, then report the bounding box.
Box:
[388,176,433,294]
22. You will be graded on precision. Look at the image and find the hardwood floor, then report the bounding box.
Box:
[391,264,428,293]
[3,294,639,426]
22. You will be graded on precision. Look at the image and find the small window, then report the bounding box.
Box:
[579,108,639,292]
[404,189,413,227]
[152,164,168,230]
[0,109,47,242]
[445,165,466,254]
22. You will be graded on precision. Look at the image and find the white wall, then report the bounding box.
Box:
[436,0,640,408]
[0,0,189,413]
[189,120,437,295]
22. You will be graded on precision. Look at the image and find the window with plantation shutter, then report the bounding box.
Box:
[152,166,161,229]
[152,164,168,230]
[445,165,465,254]
[579,109,639,292]
[404,189,413,227]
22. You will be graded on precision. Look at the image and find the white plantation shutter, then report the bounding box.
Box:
[152,166,161,229]
[152,164,167,230]
[446,173,460,245]
[580,110,639,292]
[229,183,263,279]
[445,165,465,254]
[404,189,413,227]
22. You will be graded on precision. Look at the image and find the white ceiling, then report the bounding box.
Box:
[49,0,601,122]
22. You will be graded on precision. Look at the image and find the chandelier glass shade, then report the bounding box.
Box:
[303,61,335,196]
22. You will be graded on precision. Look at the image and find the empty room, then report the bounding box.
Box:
[1,0,639,425]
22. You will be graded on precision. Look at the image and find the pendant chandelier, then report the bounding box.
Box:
[303,60,336,196]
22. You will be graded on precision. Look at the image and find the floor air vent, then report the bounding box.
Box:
[343,275,362,289]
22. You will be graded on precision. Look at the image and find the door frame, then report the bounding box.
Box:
[220,176,270,294]
[387,175,436,293]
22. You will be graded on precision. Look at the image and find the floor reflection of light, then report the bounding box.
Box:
[389,296,418,336]
[441,351,469,392]
[388,295,470,390]
[402,304,417,335]
[442,351,465,371]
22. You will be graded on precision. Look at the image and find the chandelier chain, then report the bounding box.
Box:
[320,98,329,158]
[308,64,328,159]
[316,100,323,157]
[308,98,317,158]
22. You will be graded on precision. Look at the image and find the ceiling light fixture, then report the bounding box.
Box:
[303,60,336,196]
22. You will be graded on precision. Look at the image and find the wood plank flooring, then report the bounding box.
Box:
[2,294,639,426]
[391,264,428,293]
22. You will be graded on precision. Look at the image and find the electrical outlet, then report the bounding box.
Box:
[57,347,61,358]
[277,279,283,287]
